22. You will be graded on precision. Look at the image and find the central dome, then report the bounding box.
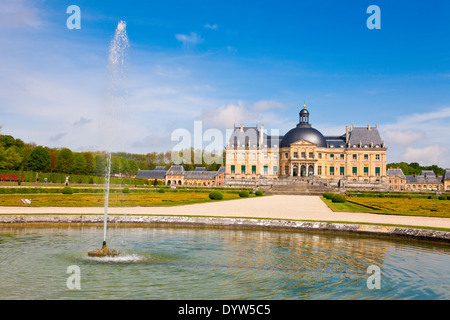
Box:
[280,105,327,148]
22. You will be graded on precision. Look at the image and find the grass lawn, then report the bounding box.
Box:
[322,196,450,218]
[0,192,243,207]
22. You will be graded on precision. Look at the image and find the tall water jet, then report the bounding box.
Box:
[89,21,129,257]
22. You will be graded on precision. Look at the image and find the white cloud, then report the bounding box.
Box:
[175,32,204,45]
[383,130,426,146]
[203,24,218,30]
[200,101,253,129]
[402,145,448,167]
[0,0,42,29]
[252,100,286,111]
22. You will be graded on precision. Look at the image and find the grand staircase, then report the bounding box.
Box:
[263,179,336,196]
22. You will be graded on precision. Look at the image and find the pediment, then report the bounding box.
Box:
[290,139,317,147]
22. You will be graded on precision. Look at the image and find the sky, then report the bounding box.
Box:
[1,0,450,167]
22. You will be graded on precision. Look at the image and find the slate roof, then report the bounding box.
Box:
[135,169,166,180]
[227,126,282,149]
[166,166,185,175]
[443,170,450,181]
[325,135,347,149]
[347,127,384,149]
[387,168,406,179]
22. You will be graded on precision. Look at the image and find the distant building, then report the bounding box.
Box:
[387,168,447,192]
[135,165,225,186]
[225,104,387,184]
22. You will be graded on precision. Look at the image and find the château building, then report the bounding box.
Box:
[225,104,387,185]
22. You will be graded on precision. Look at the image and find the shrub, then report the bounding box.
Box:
[61,186,74,195]
[122,187,130,194]
[158,188,166,193]
[438,195,447,200]
[428,195,438,199]
[331,193,346,203]
[323,192,334,199]
[255,190,263,196]
[209,190,223,200]
[239,190,249,198]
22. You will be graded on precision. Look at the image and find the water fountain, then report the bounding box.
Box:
[88,21,129,257]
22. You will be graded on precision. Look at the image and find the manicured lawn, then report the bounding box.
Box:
[0,192,242,207]
[322,196,450,218]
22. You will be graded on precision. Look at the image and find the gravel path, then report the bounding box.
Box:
[0,195,449,229]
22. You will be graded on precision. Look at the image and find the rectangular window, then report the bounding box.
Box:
[301,152,306,158]
[273,166,278,174]
[330,166,335,176]
[293,152,298,158]
[364,166,369,176]
[340,154,344,160]
[353,154,357,160]
[376,154,380,160]
[364,154,369,160]
[252,165,256,174]
[241,153,246,159]
[318,153,322,159]
[285,153,289,159]
[375,167,380,176]
[318,166,322,175]
[330,154,334,159]
[340,166,345,175]
[352,167,357,175]
[309,152,314,159]
[263,166,268,175]
[285,166,289,175]
[241,165,246,174]
[252,153,256,160]
[231,165,235,174]
[274,154,278,159]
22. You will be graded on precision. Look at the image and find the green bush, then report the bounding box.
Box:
[323,192,334,199]
[255,190,263,196]
[61,186,74,195]
[239,190,249,198]
[158,188,166,193]
[331,193,346,203]
[438,195,447,200]
[209,190,223,200]
[122,187,130,194]
[428,195,438,199]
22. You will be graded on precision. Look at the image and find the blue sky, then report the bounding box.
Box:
[1,0,450,167]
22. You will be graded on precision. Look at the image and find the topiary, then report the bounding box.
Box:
[331,193,346,203]
[122,187,130,194]
[209,190,223,200]
[255,190,263,196]
[323,192,334,200]
[61,186,74,195]
[239,190,249,198]
[438,195,447,200]
[158,188,166,193]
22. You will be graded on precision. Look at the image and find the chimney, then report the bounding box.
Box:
[368,124,371,131]
[345,126,349,144]
[240,124,243,132]
[259,124,264,147]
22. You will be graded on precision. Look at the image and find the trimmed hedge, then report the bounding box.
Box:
[239,190,249,198]
[122,187,130,194]
[439,195,447,200]
[323,192,334,200]
[61,186,74,194]
[331,193,347,203]
[255,190,263,196]
[209,190,223,200]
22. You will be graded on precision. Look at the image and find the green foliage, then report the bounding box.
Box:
[209,190,223,200]
[438,195,447,200]
[122,187,131,194]
[323,192,334,199]
[331,194,347,203]
[57,148,74,173]
[387,162,445,175]
[0,146,23,170]
[239,190,249,198]
[27,146,50,172]
[94,154,106,175]
[255,190,263,196]
[62,186,74,194]
[72,153,87,174]
[158,188,166,193]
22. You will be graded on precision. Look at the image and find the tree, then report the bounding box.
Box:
[72,153,86,174]
[111,156,120,175]
[47,148,59,172]
[128,159,139,176]
[27,146,51,172]
[94,154,106,175]
[57,148,74,173]
[119,157,130,176]
[82,152,95,174]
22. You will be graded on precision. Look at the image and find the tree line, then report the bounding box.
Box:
[0,132,224,176]
[386,162,446,176]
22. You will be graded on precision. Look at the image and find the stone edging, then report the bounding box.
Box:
[1,214,449,243]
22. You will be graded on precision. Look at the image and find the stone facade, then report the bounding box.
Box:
[225,105,387,187]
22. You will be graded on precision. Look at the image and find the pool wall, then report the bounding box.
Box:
[0,214,449,243]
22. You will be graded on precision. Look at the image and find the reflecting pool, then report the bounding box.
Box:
[0,225,449,299]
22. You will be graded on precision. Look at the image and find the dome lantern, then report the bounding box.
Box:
[299,104,310,126]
